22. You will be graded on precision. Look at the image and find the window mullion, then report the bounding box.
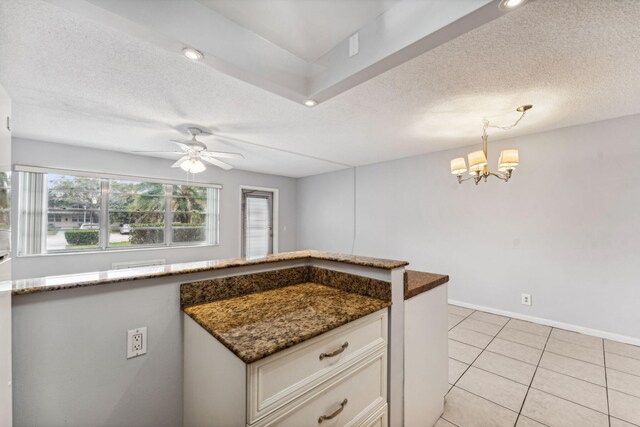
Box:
[207,188,216,245]
[100,179,109,250]
[165,184,172,246]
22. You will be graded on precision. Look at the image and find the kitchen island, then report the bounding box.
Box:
[6,251,448,427]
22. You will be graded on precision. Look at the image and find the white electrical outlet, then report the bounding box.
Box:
[521,294,532,306]
[127,327,147,359]
[349,32,359,57]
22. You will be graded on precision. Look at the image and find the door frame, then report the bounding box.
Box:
[239,185,279,257]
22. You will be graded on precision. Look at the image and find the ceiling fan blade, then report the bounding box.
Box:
[211,133,256,145]
[171,156,189,168]
[201,156,233,170]
[200,151,245,159]
[170,140,194,152]
[131,150,184,154]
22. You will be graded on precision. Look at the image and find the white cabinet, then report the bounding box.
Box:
[184,309,388,427]
[248,310,387,423]
[252,349,386,427]
[404,284,448,427]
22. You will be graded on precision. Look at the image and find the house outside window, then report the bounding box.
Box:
[17,168,220,255]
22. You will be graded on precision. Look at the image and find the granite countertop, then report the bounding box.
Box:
[404,270,449,300]
[7,250,408,296]
[183,282,391,363]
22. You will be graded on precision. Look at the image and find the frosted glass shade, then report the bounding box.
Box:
[468,150,487,174]
[450,157,467,175]
[180,159,206,173]
[498,149,519,171]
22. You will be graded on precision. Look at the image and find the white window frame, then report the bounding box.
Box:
[15,165,221,256]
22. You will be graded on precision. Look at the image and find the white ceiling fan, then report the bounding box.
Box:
[133,127,244,173]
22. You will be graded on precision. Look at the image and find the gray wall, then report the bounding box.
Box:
[13,264,298,427]
[10,137,298,426]
[11,138,297,279]
[12,277,183,427]
[297,114,640,340]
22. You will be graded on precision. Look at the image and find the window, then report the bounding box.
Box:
[109,180,165,247]
[0,172,10,257]
[172,184,214,245]
[46,174,101,250]
[17,169,220,255]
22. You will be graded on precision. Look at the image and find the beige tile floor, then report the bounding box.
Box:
[437,304,640,427]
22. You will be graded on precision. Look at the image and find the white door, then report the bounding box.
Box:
[241,189,273,258]
[0,82,12,427]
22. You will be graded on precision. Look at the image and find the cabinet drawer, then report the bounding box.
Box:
[248,309,388,423]
[354,404,387,427]
[251,349,387,427]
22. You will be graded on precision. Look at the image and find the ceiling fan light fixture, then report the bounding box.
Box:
[182,47,204,61]
[180,158,206,174]
[499,0,527,10]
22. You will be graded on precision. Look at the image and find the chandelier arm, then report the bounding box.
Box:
[488,171,509,182]
[456,175,477,184]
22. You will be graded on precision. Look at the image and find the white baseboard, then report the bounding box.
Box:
[449,299,640,347]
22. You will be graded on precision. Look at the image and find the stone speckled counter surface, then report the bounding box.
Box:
[404,270,449,300]
[183,282,390,363]
[8,250,408,296]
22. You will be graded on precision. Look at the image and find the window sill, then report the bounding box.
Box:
[17,243,220,258]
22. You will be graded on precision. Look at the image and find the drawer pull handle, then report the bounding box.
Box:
[318,398,348,423]
[319,342,349,360]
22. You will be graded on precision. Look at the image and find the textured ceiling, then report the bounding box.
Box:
[198,0,400,61]
[1,0,640,178]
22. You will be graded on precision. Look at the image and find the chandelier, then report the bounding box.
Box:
[450,105,532,185]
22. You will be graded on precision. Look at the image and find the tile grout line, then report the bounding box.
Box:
[513,325,553,426]
[469,360,606,390]
[455,323,553,352]
[447,306,476,330]
[610,417,640,427]
[549,329,607,350]
[449,333,546,369]
[533,364,607,388]
[452,326,542,350]
[445,386,520,418]
[446,305,477,388]
[528,384,610,416]
[606,366,640,380]
[605,385,640,400]
[447,315,514,418]
[442,306,478,425]
[447,342,598,389]
[603,340,612,427]
[481,349,537,367]
[447,307,640,426]
[605,349,640,362]
[543,348,606,368]
[517,415,552,427]
[439,414,462,427]
[448,336,490,351]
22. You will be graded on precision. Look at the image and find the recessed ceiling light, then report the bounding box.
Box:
[499,0,527,10]
[182,47,204,61]
[303,99,318,107]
